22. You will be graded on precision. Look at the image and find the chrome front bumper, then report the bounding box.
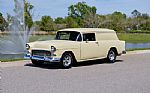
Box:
[24,53,61,63]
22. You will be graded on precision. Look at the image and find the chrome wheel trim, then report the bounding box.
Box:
[109,51,115,61]
[63,55,72,67]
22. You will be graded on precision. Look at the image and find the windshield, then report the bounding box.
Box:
[56,31,82,41]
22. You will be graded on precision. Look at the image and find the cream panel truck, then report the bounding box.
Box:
[25,28,126,69]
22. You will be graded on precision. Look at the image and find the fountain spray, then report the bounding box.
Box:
[0,0,32,59]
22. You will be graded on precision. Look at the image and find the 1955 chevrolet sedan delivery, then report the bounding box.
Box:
[25,28,126,68]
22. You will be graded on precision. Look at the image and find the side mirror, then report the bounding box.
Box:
[86,39,89,43]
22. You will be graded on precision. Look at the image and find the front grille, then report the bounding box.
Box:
[32,50,51,57]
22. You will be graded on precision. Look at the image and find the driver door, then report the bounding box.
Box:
[81,33,100,60]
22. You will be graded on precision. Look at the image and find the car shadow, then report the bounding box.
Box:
[25,63,62,69]
[74,59,123,67]
[24,59,123,69]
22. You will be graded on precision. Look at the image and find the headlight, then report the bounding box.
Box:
[51,46,56,52]
[26,44,30,50]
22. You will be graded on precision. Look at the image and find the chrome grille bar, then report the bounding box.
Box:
[32,50,51,57]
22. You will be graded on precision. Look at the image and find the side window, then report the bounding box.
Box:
[83,33,96,41]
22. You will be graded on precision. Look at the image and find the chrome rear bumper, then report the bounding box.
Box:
[118,50,126,56]
[122,51,126,54]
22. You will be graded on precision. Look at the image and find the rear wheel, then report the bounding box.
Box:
[61,53,73,69]
[31,59,44,66]
[107,49,116,63]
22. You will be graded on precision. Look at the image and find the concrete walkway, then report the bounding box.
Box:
[0,60,30,68]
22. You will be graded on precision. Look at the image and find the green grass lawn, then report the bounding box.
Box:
[29,35,55,42]
[1,33,150,43]
[0,58,29,62]
[117,33,150,43]
[29,33,150,43]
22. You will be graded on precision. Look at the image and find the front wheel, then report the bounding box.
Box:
[106,49,116,63]
[60,53,73,69]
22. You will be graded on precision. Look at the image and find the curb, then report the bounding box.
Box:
[126,50,150,55]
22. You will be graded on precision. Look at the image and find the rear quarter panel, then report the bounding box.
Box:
[97,40,125,58]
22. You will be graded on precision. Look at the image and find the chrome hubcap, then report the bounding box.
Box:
[63,55,72,67]
[109,51,115,61]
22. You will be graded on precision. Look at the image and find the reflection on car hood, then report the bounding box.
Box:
[28,40,79,50]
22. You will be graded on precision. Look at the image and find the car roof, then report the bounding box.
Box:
[58,28,115,33]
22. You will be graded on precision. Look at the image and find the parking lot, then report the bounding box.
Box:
[1,51,150,93]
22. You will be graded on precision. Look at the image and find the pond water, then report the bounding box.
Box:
[126,43,150,50]
[0,54,24,60]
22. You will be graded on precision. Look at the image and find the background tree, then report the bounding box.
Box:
[40,16,56,31]
[131,10,142,30]
[6,13,13,25]
[140,13,150,31]
[54,17,65,24]
[24,0,34,31]
[0,12,7,31]
[68,2,97,27]
[65,16,79,28]
[68,2,96,18]
[54,17,66,29]
[132,10,141,18]
[3,1,150,33]
[110,12,127,32]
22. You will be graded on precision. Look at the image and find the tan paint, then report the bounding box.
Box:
[28,28,125,62]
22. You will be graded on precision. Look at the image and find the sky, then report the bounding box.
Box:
[0,0,150,20]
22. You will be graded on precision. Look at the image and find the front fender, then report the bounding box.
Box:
[55,47,80,61]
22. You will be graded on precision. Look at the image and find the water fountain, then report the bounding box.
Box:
[0,0,31,60]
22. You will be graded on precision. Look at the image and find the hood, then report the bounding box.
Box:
[28,40,78,50]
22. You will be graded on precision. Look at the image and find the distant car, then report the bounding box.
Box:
[25,28,126,68]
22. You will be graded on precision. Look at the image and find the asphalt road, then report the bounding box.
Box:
[1,52,150,93]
